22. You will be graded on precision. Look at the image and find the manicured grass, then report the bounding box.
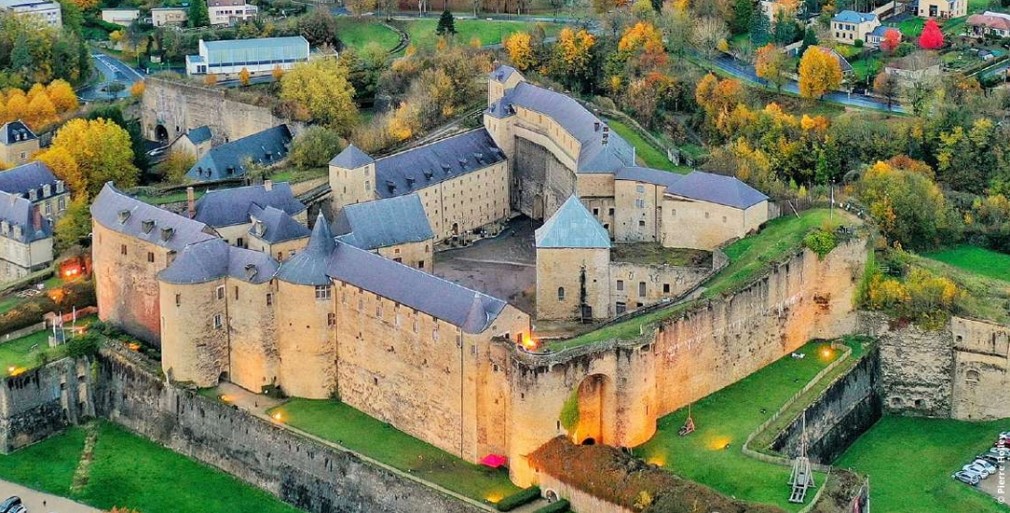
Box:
[605,118,692,173]
[912,251,1010,324]
[270,399,520,503]
[137,189,205,205]
[335,17,402,52]
[0,331,51,376]
[925,245,1010,283]
[850,54,883,82]
[896,17,925,38]
[401,19,559,49]
[836,416,1010,513]
[553,209,852,349]
[0,427,85,494]
[634,340,843,512]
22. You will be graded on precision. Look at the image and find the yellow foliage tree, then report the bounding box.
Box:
[109,30,124,44]
[25,91,56,129]
[46,79,79,113]
[555,28,595,79]
[798,46,842,99]
[130,80,145,98]
[36,146,83,198]
[204,74,218,86]
[26,83,46,103]
[271,64,284,81]
[504,31,536,71]
[469,36,481,48]
[6,93,28,125]
[37,118,139,200]
[239,67,251,86]
[69,0,98,10]
[387,101,418,141]
[754,44,789,92]
[280,58,358,133]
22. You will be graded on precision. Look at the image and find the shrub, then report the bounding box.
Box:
[854,39,864,48]
[803,228,838,259]
[559,390,579,431]
[496,487,541,511]
[0,280,96,335]
[64,332,101,359]
[533,499,569,513]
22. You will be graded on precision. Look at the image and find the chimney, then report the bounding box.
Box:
[264,179,273,191]
[594,121,600,132]
[186,187,195,219]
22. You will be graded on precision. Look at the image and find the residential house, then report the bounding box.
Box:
[918,0,966,19]
[0,0,61,27]
[968,11,1010,38]
[0,190,53,284]
[171,126,214,159]
[151,6,187,26]
[0,161,69,221]
[100,8,139,26]
[831,10,881,45]
[208,0,257,26]
[0,121,38,167]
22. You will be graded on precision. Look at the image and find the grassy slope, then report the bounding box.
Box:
[553,209,849,349]
[634,340,842,512]
[0,331,49,374]
[924,245,1010,283]
[269,399,519,503]
[403,19,558,49]
[335,17,402,52]
[605,118,692,173]
[837,416,1010,513]
[912,251,1010,324]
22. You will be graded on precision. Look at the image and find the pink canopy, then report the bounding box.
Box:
[480,454,508,468]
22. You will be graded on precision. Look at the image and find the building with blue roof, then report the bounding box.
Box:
[332,193,435,272]
[0,120,38,167]
[0,161,69,220]
[187,125,292,182]
[0,189,54,284]
[171,126,215,159]
[193,180,307,248]
[186,36,309,76]
[831,10,880,45]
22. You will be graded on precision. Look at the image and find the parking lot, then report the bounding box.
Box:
[0,480,99,513]
[952,430,1010,505]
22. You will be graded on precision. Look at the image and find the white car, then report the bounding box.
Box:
[964,463,990,479]
[974,459,998,474]
[953,470,981,486]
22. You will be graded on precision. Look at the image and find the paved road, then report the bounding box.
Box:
[711,53,906,113]
[0,480,100,513]
[78,53,144,102]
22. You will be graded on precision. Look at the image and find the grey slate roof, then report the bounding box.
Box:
[486,78,636,174]
[159,238,278,285]
[187,125,292,181]
[194,182,306,228]
[333,194,434,250]
[0,120,36,145]
[185,126,213,145]
[373,129,506,200]
[326,241,507,334]
[0,191,51,243]
[489,65,519,83]
[665,171,768,209]
[535,196,611,249]
[615,166,683,191]
[91,183,218,252]
[832,10,877,22]
[329,144,374,169]
[0,161,60,198]
[275,213,335,286]
[249,203,310,244]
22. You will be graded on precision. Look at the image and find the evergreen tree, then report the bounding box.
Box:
[188,0,209,28]
[436,9,456,36]
[650,0,662,12]
[733,0,753,35]
[772,10,798,44]
[749,11,771,47]
[800,27,818,54]
[10,32,33,77]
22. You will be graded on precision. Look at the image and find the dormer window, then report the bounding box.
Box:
[160,227,174,241]
[56,181,64,194]
[42,184,51,197]
[13,225,22,239]
[244,263,258,280]
[1,221,8,235]
[253,220,264,236]
[141,219,155,233]
[27,189,36,201]
[117,209,131,224]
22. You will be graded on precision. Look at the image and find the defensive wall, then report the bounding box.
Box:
[0,356,95,453]
[506,237,868,485]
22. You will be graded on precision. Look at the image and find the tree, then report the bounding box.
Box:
[504,31,536,71]
[289,126,343,169]
[436,10,456,36]
[798,46,842,99]
[749,10,771,47]
[873,71,899,110]
[25,91,56,129]
[130,80,145,98]
[857,159,952,249]
[553,28,596,92]
[280,58,358,132]
[272,65,284,81]
[10,32,33,78]
[298,9,339,48]
[345,0,376,16]
[204,74,218,86]
[754,44,789,92]
[38,118,138,200]
[661,1,692,55]
[880,28,901,54]
[800,26,818,54]
[46,79,78,113]
[239,67,251,86]
[188,0,209,28]
[919,19,943,49]
[732,0,753,34]
[692,16,729,58]
[772,8,799,44]
[161,151,195,184]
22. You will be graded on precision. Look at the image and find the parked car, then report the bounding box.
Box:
[977,453,1001,466]
[953,470,981,486]
[964,463,990,479]
[0,496,21,513]
[974,458,998,474]
[989,447,1010,458]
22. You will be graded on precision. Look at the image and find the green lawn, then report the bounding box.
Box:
[553,209,852,349]
[0,422,300,513]
[269,399,519,503]
[0,330,51,375]
[925,245,1010,283]
[896,18,925,38]
[837,416,1010,513]
[850,54,883,82]
[335,17,402,52]
[605,118,692,173]
[401,19,559,49]
[634,340,844,512]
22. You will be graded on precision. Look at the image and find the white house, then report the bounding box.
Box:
[100,8,140,26]
[0,0,61,28]
[208,0,257,26]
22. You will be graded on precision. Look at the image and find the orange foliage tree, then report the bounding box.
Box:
[754,43,789,92]
[618,21,667,72]
[798,46,842,99]
[504,31,536,71]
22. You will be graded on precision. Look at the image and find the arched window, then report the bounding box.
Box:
[966,369,981,382]
[558,287,565,301]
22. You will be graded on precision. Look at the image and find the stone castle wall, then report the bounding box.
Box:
[0,357,95,453]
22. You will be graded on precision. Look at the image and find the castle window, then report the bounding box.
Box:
[412,317,418,333]
[147,252,154,263]
[213,314,223,329]
[593,208,599,216]
[121,244,127,256]
[617,280,624,291]
[966,369,981,382]
[364,181,370,192]
[616,302,626,315]
[175,293,181,307]
[266,293,273,306]
[639,220,646,227]
[327,313,336,327]
[433,326,440,341]
[635,199,645,208]
[636,184,645,193]
[705,212,710,219]
[639,282,646,297]
[557,287,565,300]
[609,208,614,216]
[315,285,331,300]
[722,216,727,223]
[234,287,239,300]
[663,283,670,294]
[215,286,225,300]
[417,260,425,269]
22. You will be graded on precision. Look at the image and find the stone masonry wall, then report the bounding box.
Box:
[771,348,882,465]
[95,348,483,513]
[0,357,95,453]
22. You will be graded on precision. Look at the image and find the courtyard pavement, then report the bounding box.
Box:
[0,480,99,513]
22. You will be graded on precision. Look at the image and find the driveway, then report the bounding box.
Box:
[0,480,100,513]
[78,53,144,102]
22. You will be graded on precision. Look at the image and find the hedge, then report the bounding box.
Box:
[495,486,541,511]
[533,499,569,513]
[0,280,96,335]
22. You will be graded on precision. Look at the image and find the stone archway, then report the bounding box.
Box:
[571,373,615,446]
[155,124,169,142]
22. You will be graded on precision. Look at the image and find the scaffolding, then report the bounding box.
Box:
[788,414,816,504]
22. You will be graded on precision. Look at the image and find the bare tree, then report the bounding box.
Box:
[692,16,729,59]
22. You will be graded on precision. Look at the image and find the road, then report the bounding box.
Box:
[711,53,905,113]
[78,53,145,102]
[0,480,100,513]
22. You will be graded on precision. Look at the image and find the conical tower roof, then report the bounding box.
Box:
[275,213,335,285]
[535,196,611,249]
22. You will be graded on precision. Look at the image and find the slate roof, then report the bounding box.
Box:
[0,161,60,198]
[489,65,520,83]
[326,241,507,334]
[0,120,36,145]
[275,213,335,286]
[869,25,893,38]
[248,203,310,244]
[329,144,374,169]
[158,238,278,285]
[832,10,877,23]
[0,191,51,243]
[333,193,434,250]
[535,196,611,249]
[615,166,683,192]
[185,126,213,145]
[373,129,506,200]
[187,125,292,181]
[203,36,307,53]
[486,77,636,174]
[665,171,768,209]
[91,183,218,252]
[194,181,306,228]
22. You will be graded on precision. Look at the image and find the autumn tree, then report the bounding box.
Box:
[203,74,218,86]
[872,71,899,110]
[272,65,284,81]
[692,17,729,58]
[618,21,667,73]
[239,67,251,86]
[504,31,536,71]
[857,159,953,249]
[161,151,195,184]
[25,91,56,129]
[661,1,692,55]
[297,8,339,48]
[919,19,943,49]
[553,28,596,92]
[754,43,789,92]
[280,57,358,132]
[38,118,138,200]
[879,28,901,54]
[289,126,343,169]
[46,79,78,112]
[798,46,841,99]
[130,80,145,98]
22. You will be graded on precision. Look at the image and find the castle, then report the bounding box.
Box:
[94,66,806,486]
